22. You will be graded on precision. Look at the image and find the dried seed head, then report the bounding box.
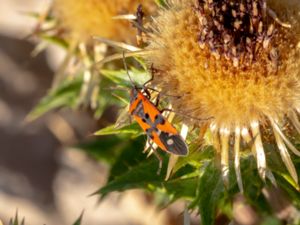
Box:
[146,0,300,185]
[52,0,156,43]
[193,0,286,68]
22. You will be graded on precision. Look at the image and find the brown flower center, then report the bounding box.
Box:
[195,0,279,69]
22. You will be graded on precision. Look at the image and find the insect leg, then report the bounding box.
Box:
[144,86,159,93]
[147,139,163,175]
[143,64,155,87]
[154,92,161,107]
[144,87,182,100]
[143,88,152,99]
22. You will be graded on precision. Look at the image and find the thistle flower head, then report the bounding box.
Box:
[52,0,156,42]
[146,0,300,188]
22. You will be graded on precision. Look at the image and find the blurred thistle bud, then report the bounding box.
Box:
[52,0,156,43]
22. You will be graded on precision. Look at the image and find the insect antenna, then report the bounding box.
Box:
[122,51,135,87]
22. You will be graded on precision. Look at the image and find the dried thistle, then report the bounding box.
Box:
[145,0,300,191]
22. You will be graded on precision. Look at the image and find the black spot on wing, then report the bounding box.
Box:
[154,114,165,125]
[145,113,149,119]
[159,132,188,156]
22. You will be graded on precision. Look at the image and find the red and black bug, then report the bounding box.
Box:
[123,55,188,156]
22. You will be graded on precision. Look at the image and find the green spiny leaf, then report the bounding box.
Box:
[114,107,131,129]
[274,174,300,208]
[174,145,214,173]
[94,77,126,119]
[196,162,225,225]
[98,157,167,197]
[39,34,69,49]
[94,123,142,136]
[76,136,131,165]
[107,136,149,181]
[100,68,150,87]
[72,211,84,225]
[153,177,199,209]
[239,156,270,213]
[38,34,68,49]
[9,211,25,225]
[265,143,299,189]
[163,177,198,202]
[26,77,82,121]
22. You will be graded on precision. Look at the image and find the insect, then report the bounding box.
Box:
[123,55,188,159]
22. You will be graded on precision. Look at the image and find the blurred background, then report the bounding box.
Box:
[0,1,187,224]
